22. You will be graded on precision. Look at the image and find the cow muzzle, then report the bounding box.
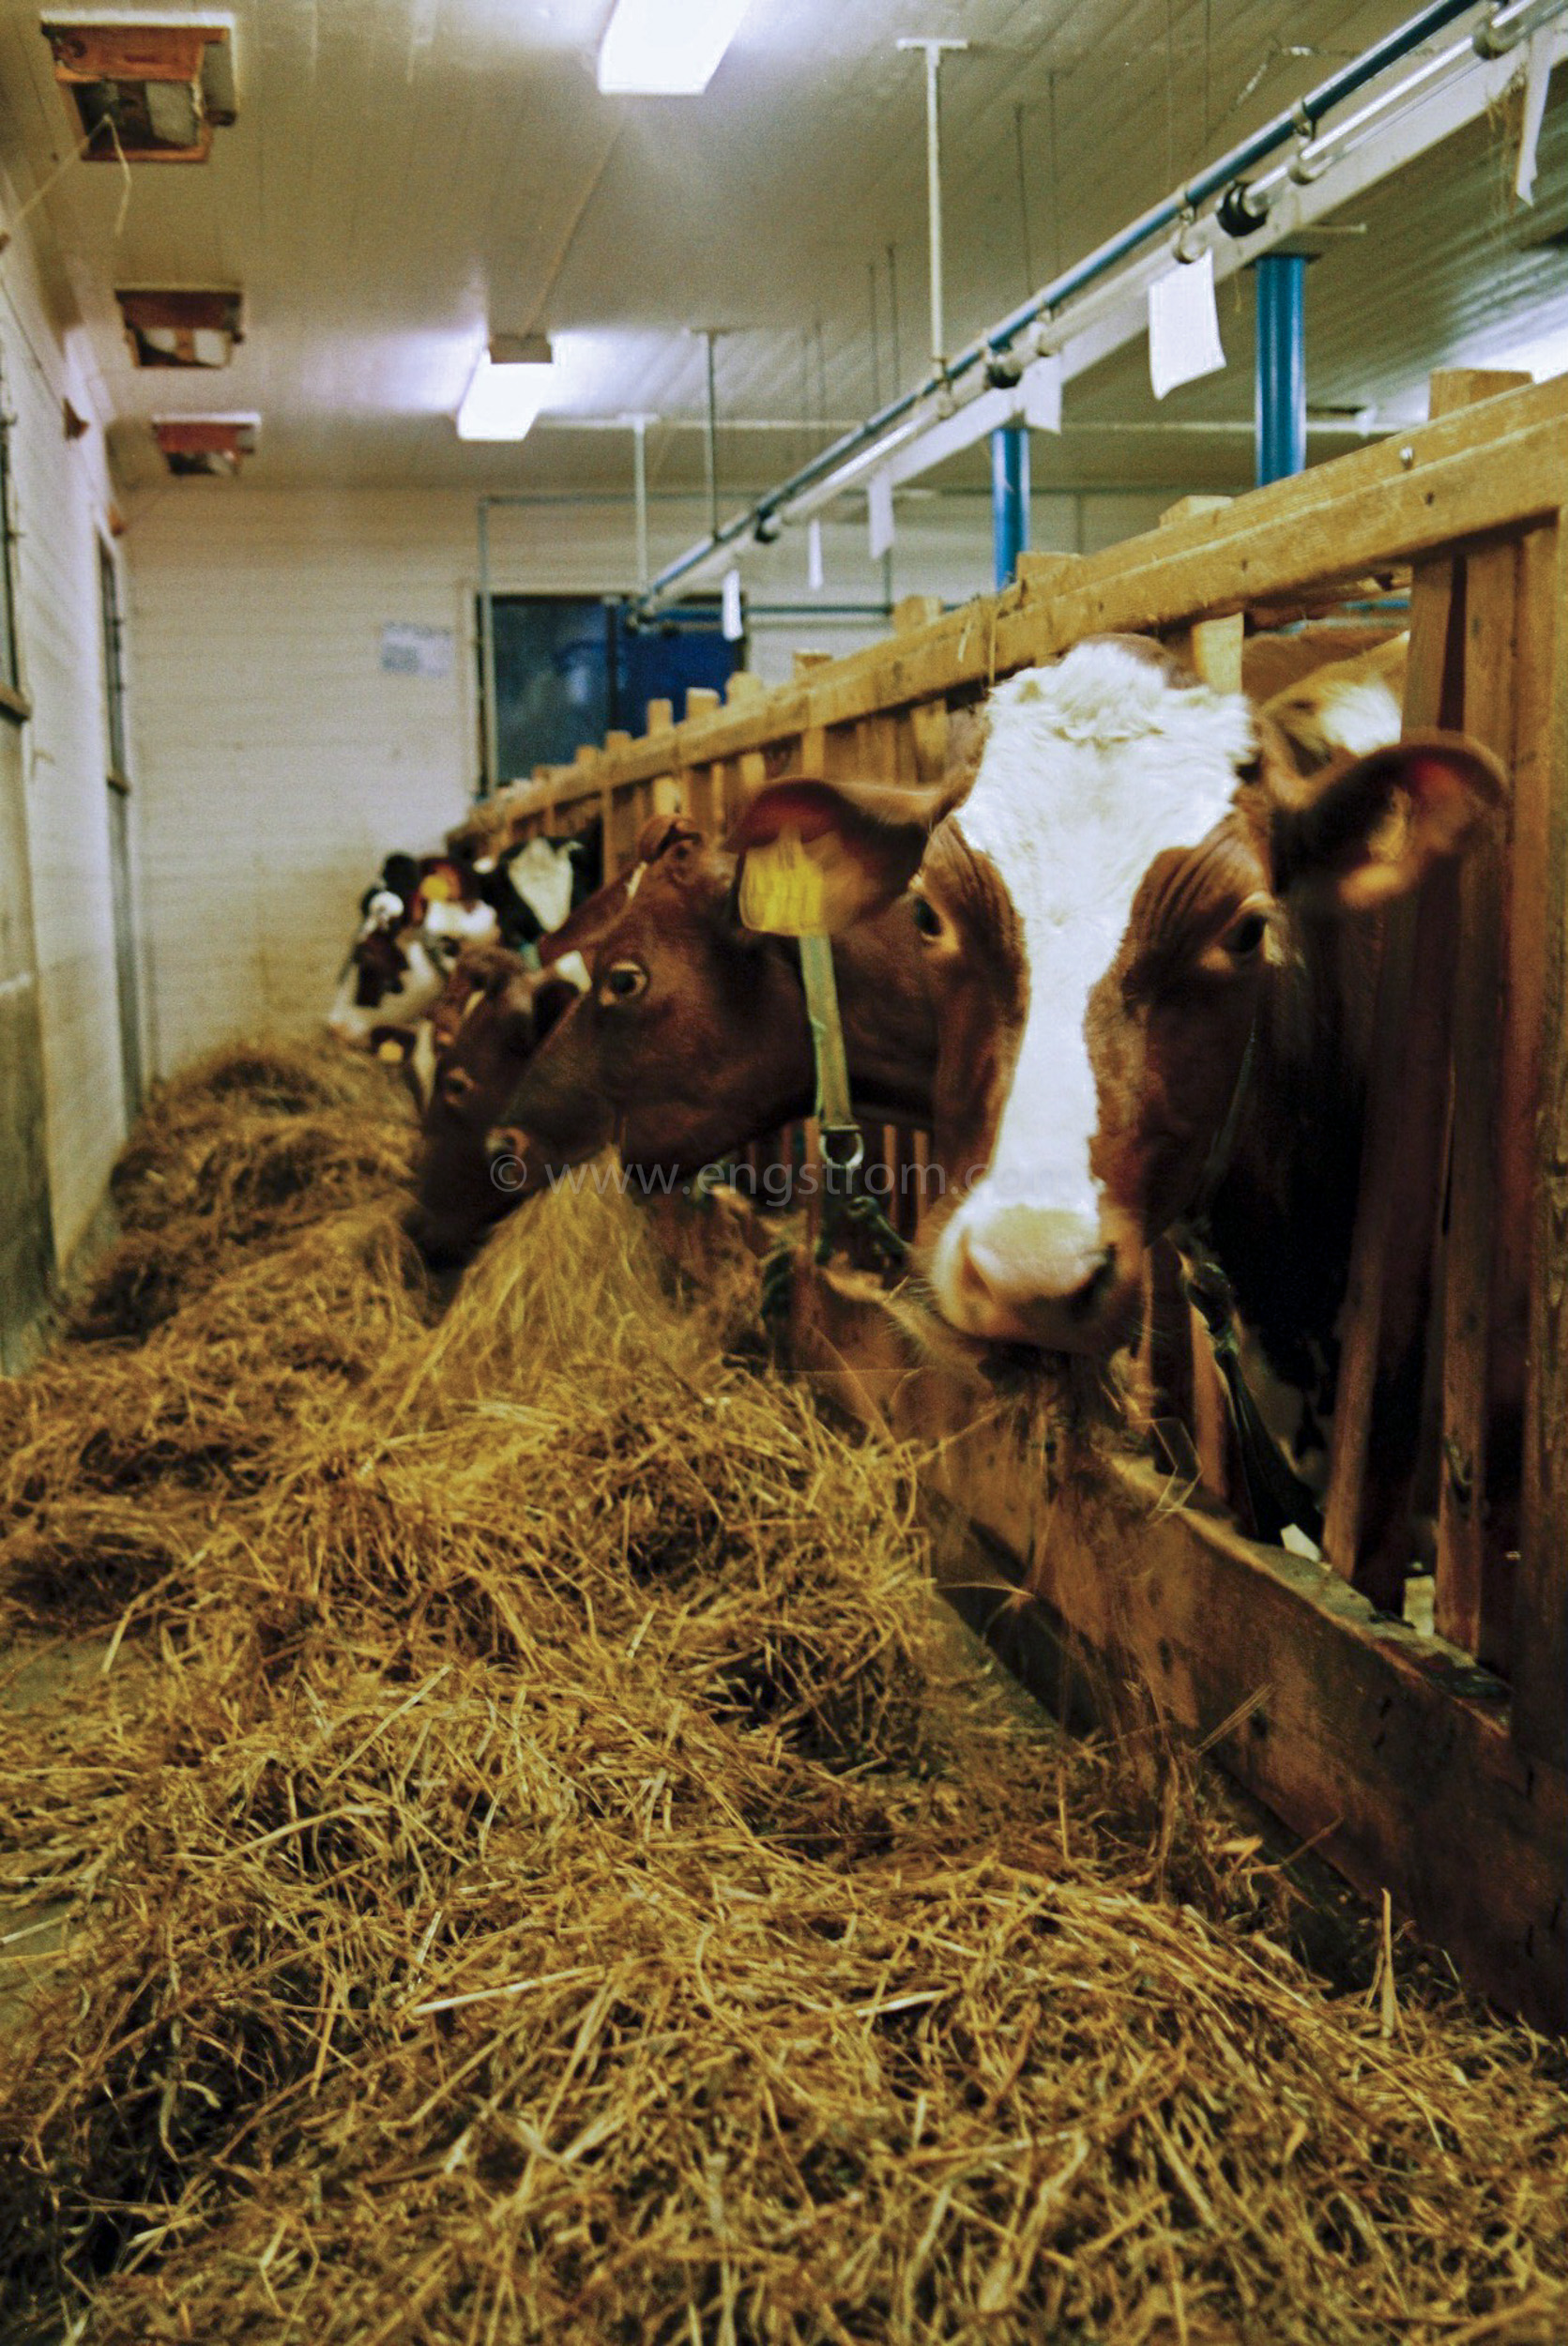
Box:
[931,1199,1141,1353]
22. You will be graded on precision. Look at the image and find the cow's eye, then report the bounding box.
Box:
[601,961,648,1003]
[1223,909,1269,960]
[910,893,944,942]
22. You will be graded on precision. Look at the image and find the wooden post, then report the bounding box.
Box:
[685,763,720,834]
[645,697,675,736]
[1320,373,1500,1614]
[1513,518,1568,1767]
[1319,554,1464,1610]
[1428,376,1552,1659]
[909,697,950,783]
[892,593,944,635]
[1161,498,1242,688]
[1435,536,1523,1662]
[684,685,722,724]
[597,783,615,883]
[1014,551,1086,597]
[735,750,768,825]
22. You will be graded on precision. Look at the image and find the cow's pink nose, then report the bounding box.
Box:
[950,1218,1117,1341]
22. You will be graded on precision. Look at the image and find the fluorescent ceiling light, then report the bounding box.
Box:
[597,0,753,94]
[456,342,555,441]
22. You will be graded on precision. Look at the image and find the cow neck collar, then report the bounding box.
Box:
[785,932,862,1175]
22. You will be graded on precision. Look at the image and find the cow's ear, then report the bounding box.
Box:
[726,776,950,934]
[635,813,705,865]
[1272,730,1505,913]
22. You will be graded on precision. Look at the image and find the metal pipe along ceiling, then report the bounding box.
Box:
[633,0,1548,616]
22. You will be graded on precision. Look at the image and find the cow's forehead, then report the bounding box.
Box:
[953,642,1256,952]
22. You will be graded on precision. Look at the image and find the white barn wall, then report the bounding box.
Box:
[0,160,135,1271]
[126,490,476,1078]
[126,478,1172,1076]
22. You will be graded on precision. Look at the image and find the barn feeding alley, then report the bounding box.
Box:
[1,1,1566,2338]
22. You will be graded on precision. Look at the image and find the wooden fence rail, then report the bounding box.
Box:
[452,372,1568,2026]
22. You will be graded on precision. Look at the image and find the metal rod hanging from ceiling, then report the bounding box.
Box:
[631,415,650,592]
[898,37,968,373]
[477,499,499,801]
[634,0,1536,615]
[703,331,720,539]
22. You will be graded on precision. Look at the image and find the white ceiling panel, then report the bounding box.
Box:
[0,0,1560,509]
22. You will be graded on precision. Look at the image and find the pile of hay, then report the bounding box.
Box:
[70,1039,416,1340]
[1,1042,1564,2345]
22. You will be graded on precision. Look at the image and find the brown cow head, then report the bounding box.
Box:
[405,949,585,1265]
[731,638,1503,1354]
[494,817,816,1174]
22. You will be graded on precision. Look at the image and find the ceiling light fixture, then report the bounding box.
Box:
[597,0,753,96]
[455,334,556,442]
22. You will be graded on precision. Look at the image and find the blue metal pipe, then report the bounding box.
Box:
[991,425,1029,586]
[1255,252,1308,484]
[638,0,1486,609]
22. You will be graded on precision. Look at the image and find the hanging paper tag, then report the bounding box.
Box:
[738,827,830,937]
[807,515,824,591]
[867,469,895,559]
[721,566,743,640]
[1148,248,1225,401]
[1021,353,1063,433]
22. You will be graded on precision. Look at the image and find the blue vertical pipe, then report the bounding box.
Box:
[1255,251,1307,486]
[991,422,1029,586]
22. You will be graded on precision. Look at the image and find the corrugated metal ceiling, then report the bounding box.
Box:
[0,0,1560,500]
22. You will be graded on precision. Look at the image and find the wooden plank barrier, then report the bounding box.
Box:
[450,373,1568,2020]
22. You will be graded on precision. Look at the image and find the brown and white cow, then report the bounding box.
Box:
[406,944,590,1264]
[327,908,450,1048]
[1260,632,1408,775]
[405,816,936,1263]
[729,635,1502,1390]
[328,866,499,1056]
[496,820,933,1164]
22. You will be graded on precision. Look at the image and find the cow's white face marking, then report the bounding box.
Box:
[362,889,403,931]
[508,836,578,932]
[1297,674,1402,760]
[550,950,591,994]
[929,642,1255,1324]
[423,897,497,943]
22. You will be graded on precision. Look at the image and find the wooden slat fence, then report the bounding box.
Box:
[451,371,1568,2026]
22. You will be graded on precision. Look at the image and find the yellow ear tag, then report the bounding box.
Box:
[375,1038,406,1063]
[738,827,830,937]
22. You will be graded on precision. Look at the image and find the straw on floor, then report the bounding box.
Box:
[0,1040,1563,2346]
